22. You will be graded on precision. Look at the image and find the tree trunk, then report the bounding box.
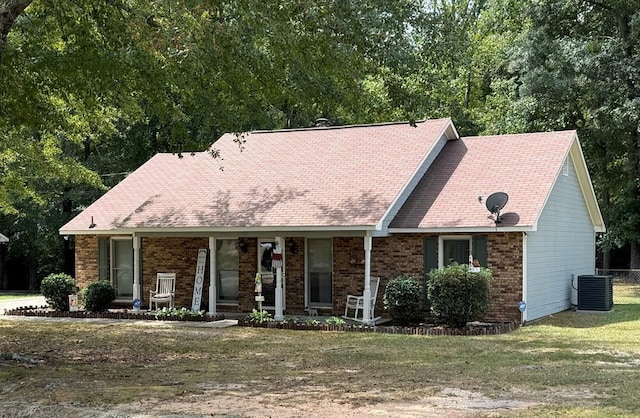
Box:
[62,197,74,276]
[0,244,7,290]
[28,256,37,291]
[0,0,33,62]
[601,247,610,270]
[630,242,640,270]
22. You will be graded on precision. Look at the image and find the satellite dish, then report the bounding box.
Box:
[485,192,508,224]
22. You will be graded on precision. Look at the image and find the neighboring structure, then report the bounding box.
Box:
[60,119,605,324]
[0,233,8,244]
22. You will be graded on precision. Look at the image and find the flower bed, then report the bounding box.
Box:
[4,305,226,322]
[237,318,519,336]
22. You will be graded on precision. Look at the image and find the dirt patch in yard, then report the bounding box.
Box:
[0,386,544,417]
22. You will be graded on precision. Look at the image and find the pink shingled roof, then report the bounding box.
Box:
[60,119,454,232]
[390,130,577,229]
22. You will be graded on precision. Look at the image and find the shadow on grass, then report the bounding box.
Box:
[523,282,640,329]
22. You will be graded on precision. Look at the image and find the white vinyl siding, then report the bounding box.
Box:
[526,155,596,321]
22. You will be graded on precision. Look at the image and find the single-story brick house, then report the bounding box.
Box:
[59,118,604,324]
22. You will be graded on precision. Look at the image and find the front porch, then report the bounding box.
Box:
[75,233,401,325]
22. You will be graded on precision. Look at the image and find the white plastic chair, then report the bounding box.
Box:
[343,277,381,323]
[149,273,176,310]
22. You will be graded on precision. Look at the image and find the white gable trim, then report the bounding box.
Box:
[531,134,605,233]
[376,119,459,232]
[570,138,605,232]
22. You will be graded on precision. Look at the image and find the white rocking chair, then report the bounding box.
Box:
[343,277,381,324]
[149,273,176,311]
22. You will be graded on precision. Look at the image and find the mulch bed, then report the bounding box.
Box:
[237,318,519,336]
[3,305,225,322]
[4,305,519,335]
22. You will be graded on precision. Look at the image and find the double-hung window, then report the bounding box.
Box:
[216,239,239,304]
[307,238,333,307]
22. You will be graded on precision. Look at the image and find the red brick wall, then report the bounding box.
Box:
[485,232,523,322]
[74,232,523,322]
[142,237,209,308]
[284,237,305,312]
[74,235,99,291]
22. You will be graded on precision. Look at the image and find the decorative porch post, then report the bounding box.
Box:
[362,232,372,325]
[274,236,284,321]
[208,237,217,316]
[132,235,141,302]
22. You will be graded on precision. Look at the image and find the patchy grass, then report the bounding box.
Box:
[0,293,40,300]
[0,282,639,417]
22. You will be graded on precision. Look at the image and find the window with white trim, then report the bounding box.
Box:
[563,157,569,176]
[438,236,472,268]
[307,238,333,307]
[111,237,133,300]
[217,239,239,304]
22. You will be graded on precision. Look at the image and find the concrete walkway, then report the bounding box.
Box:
[0,295,46,315]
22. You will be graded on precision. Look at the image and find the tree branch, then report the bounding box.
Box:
[0,0,33,62]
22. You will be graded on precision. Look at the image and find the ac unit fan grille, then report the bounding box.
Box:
[577,275,613,311]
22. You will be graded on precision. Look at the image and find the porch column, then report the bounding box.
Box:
[208,237,217,317]
[362,232,372,325]
[132,235,141,302]
[274,236,284,321]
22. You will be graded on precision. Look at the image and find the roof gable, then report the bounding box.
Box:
[390,130,604,232]
[60,119,456,234]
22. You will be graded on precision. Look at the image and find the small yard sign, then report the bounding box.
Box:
[191,249,208,311]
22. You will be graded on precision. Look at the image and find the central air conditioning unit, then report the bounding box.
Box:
[577,275,613,312]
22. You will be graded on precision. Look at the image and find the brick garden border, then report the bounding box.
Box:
[237,318,519,336]
[4,305,519,335]
[4,305,225,322]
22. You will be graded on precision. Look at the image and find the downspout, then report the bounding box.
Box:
[362,232,372,325]
[522,232,528,324]
[208,237,217,316]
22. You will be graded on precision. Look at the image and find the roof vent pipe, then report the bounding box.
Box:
[315,118,329,127]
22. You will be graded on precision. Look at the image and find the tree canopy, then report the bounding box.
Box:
[1,0,639,288]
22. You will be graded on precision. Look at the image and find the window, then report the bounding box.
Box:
[438,236,472,267]
[217,239,239,304]
[307,238,332,306]
[442,239,471,266]
[111,238,133,299]
[98,237,109,280]
[563,157,569,176]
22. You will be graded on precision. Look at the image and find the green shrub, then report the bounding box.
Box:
[325,316,345,326]
[83,280,116,312]
[247,309,273,323]
[154,307,205,320]
[40,273,76,311]
[427,263,491,328]
[383,275,423,325]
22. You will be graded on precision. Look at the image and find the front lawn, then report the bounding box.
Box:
[0,281,638,417]
[0,293,40,300]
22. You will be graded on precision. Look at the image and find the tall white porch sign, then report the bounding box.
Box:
[191,249,208,311]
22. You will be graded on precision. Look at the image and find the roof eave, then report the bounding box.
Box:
[60,225,378,236]
[569,136,606,232]
[389,225,535,234]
